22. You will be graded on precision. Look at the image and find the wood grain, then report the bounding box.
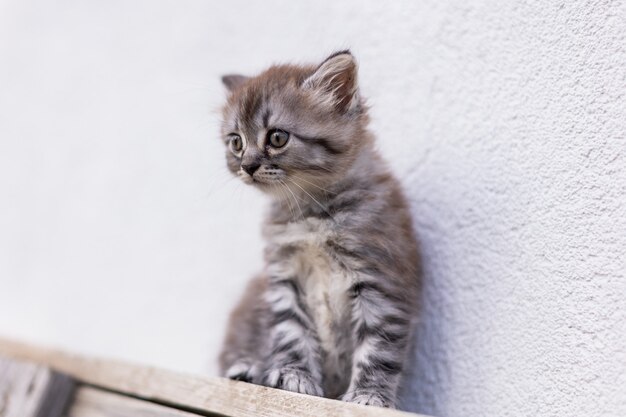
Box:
[66,386,202,417]
[0,338,427,417]
[0,356,74,417]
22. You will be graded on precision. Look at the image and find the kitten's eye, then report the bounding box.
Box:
[229,135,243,153]
[267,129,289,148]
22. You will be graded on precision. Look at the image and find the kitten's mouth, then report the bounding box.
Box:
[238,169,286,188]
[252,178,279,187]
[242,175,275,187]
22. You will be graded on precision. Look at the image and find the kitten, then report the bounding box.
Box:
[217,50,420,409]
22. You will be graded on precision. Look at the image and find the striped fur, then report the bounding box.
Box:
[217,51,420,408]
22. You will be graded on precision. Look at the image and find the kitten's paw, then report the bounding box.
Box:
[341,390,393,408]
[225,361,259,383]
[264,367,323,397]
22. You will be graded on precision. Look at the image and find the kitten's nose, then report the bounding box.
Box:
[242,162,261,176]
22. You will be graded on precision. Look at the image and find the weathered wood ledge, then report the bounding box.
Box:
[0,337,428,417]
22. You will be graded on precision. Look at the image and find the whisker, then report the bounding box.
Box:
[287,178,335,221]
[276,182,295,218]
[280,179,303,219]
[286,156,337,174]
[290,174,336,195]
[272,180,292,217]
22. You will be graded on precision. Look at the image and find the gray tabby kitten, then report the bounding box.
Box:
[217,51,420,409]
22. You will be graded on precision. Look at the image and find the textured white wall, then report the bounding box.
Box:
[0,1,624,416]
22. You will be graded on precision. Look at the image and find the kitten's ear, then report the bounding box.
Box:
[303,50,359,112]
[221,74,249,92]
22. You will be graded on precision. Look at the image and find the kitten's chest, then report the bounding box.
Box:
[293,240,353,394]
[266,218,354,394]
[297,242,352,340]
[266,218,353,350]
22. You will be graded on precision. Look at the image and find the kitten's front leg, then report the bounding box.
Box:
[342,277,413,408]
[262,277,324,397]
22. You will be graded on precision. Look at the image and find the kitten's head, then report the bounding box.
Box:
[219,51,370,197]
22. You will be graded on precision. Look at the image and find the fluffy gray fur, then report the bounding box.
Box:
[217,51,420,408]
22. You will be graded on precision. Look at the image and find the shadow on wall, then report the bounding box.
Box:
[397,202,452,415]
[395,225,431,414]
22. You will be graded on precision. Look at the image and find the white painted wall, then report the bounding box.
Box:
[0,1,624,416]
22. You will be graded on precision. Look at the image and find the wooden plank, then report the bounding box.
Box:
[36,372,75,417]
[66,386,203,417]
[0,357,49,417]
[0,338,426,417]
[0,356,74,417]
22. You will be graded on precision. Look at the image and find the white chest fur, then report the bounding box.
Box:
[297,243,352,352]
[265,218,354,390]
